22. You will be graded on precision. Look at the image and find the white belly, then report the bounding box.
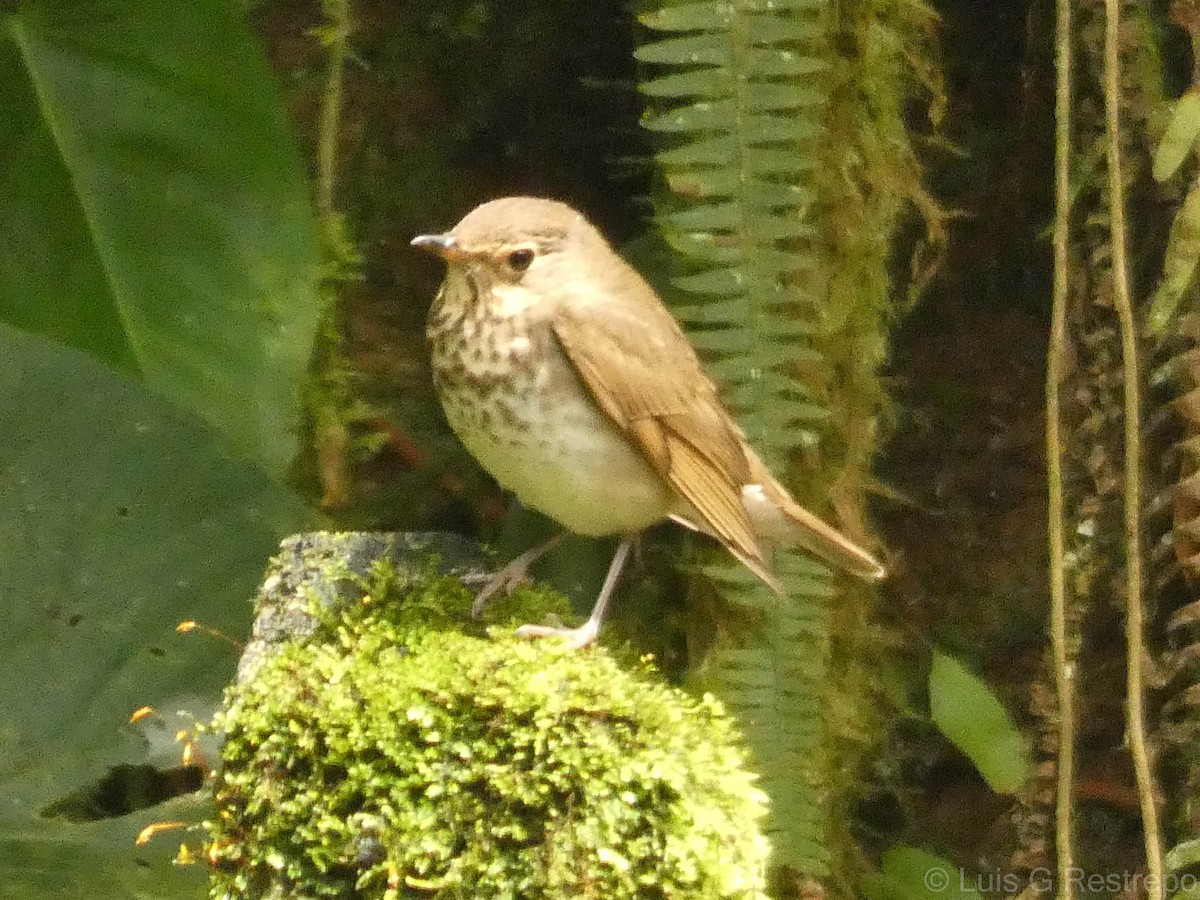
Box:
[441,366,671,536]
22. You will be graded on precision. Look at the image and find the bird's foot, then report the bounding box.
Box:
[514,618,600,650]
[471,533,566,618]
[508,535,633,650]
[471,564,531,617]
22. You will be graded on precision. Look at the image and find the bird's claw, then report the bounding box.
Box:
[471,533,566,619]
[514,619,600,650]
[470,566,531,618]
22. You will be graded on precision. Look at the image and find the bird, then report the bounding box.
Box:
[413,197,884,648]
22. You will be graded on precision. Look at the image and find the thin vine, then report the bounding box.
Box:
[1049,0,1075,895]
[1102,0,1163,894]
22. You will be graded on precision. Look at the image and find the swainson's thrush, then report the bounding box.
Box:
[414,197,884,648]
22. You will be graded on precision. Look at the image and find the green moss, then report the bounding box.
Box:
[207,567,769,898]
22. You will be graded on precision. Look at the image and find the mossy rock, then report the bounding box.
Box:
[206,534,769,898]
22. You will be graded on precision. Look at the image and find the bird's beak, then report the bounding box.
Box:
[411,232,466,261]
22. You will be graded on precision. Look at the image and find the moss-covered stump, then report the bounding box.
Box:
[207,531,769,899]
[233,531,494,685]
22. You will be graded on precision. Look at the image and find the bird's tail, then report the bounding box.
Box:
[742,476,886,582]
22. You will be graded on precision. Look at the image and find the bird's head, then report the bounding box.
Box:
[413,197,612,315]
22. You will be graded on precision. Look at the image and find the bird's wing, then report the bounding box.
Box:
[550,302,780,591]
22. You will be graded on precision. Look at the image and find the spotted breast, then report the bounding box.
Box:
[427,269,673,537]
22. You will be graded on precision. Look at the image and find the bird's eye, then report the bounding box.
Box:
[506,248,535,273]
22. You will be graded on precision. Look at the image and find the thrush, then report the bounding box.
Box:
[414,197,884,648]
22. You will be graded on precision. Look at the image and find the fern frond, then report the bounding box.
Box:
[638,0,941,885]
[637,0,838,874]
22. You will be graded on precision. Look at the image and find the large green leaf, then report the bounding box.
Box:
[0,39,135,375]
[929,650,1031,794]
[0,323,312,897]
[0,0,322,476]
[0,800,208,899]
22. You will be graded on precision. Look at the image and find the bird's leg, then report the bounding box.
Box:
[515,535,634,649]
[472,531,567,617]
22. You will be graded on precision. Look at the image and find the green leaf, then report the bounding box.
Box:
[673,267,748,295]
[665,166,741,198]
[1165,837,1200,874]
[0,323,311,895]
[640,2,729,32]
[659,135,739,166]
[1154,90,1200,182]
[755,247,818,272]
[688,328,748,353]
[1,799,208,899]
[741,13,820,44]
[745,367,821,400]
[862,847,984,900]
[1148,177,1200,335]
[749,0,824,10]
[754,318,818,340]
[742,82,825,112]
[742,113,822,142]
[746,146,816,175]
[661,169,815,212]
[708,353,825,385]
[1169,883,1200,900]
[640,67,732,100]
[675,298,746,324]
[635,33,728,67]
[743,48,827,78]
[749,214,816,241]
[643,101,735,133]
[2,0,323,476]
[929,650,1031,793]
[661,202,741,231]
[739,369,824,402]
[642,104,819,143]
[0,40,138,374]
[660,229,744,263]
[744,183,816,210]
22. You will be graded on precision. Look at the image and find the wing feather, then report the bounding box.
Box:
[551,305,777,588]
